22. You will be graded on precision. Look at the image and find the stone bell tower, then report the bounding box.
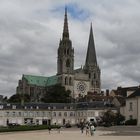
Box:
[57,8,74,75]
[84,24,101,93]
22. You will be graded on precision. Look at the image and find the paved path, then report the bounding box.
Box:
[0,127,140,140]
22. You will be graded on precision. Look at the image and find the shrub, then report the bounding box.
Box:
[125,119,137,125]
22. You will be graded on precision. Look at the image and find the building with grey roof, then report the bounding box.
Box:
[0,102,117,126]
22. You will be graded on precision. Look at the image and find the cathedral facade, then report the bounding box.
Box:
[16,9,101,101]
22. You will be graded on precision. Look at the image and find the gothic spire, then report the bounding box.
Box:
[85,23,97,67]
[62,7,69,39]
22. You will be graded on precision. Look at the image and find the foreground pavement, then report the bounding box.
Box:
[0,126,140,140]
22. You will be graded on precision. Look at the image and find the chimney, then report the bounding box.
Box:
[106,89,109,96]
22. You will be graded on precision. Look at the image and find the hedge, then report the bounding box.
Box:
[0,125,61,133]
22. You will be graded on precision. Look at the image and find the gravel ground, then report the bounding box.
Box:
[97,126,140,136]
[0,126,140,140]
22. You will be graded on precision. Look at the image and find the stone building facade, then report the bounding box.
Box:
[16,8,101,101]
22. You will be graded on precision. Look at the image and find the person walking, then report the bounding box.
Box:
[80,123,85,134]
[85,124,90,135]
[90,124,95,136]
[48,125,51,134]
[57,126,61,133]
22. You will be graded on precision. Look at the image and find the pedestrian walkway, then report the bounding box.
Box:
[0,128,140,140]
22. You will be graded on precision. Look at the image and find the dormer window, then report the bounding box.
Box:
[0,105,3,109]
[7,104,10,106]
[12,105,16,109]
[64,106,67,109]
[70,106,73,109]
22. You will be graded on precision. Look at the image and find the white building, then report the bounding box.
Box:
[0,102,117,126]
[120,88,140,125]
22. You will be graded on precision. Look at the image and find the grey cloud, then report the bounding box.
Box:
[0,0,140,96]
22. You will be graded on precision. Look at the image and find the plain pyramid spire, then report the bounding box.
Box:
[85,23,97,67]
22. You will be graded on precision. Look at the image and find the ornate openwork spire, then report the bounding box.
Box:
[62,7,69,39]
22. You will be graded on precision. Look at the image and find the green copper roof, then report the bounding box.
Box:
[46,75,58,86]
[23,75,58,87]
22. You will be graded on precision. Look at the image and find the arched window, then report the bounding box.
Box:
[96,81,98,86]
[64,49,66,55]
[66,59,70,67]
[63,119,65,125]
[58,112,61,117]
[65,77,68,85]
[94,73,96,79]
[69,77,72,85]
[53,112,56,117]
[92,80,94,86]
[70,112,73,117]
[59,59,62,73]
[89,73,91,78]
[67,49,69,55]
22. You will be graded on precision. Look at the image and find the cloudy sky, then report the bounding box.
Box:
[0,0,140,97]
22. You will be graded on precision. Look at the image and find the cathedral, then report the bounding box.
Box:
[16,9,101,102]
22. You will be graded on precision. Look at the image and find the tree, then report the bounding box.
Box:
[102,110,116,126]
[102,110,125,126]
[115,112,125,125]
[3,96,8,103]
[41,85,71,103]
[8,94,30,103]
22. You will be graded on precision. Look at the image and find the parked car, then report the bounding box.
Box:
[8,123,20,127]
[65,123,72,128]
[76,123,81,128]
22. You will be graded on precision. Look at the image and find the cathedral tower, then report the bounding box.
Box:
[57,8,74,75]
[84,24,101,93]
[57,8,74,95]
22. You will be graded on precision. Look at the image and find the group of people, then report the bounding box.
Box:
[80,122,96,136]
